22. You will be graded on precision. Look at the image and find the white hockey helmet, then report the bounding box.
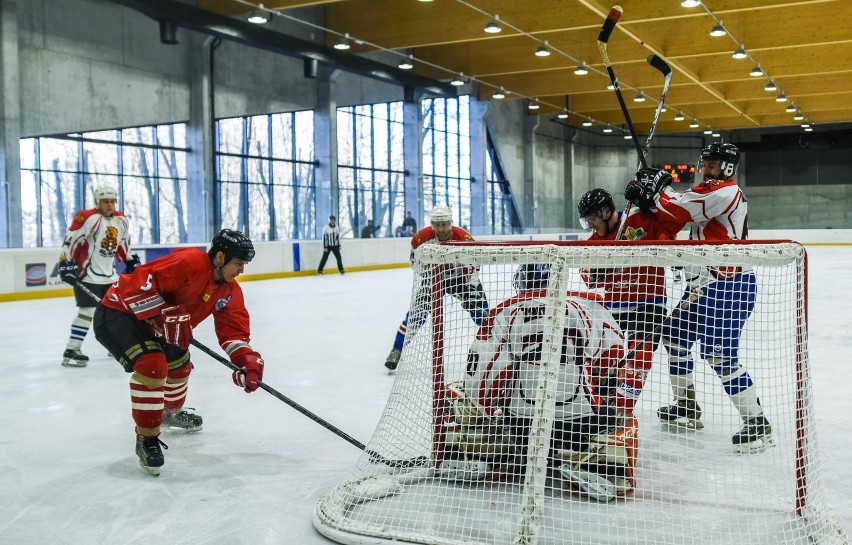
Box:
[430,205,453,224]
[95,186,119,202]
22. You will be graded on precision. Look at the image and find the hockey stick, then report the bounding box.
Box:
[72,279,428,469]
[614,54,673,240]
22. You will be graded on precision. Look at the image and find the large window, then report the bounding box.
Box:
[20,124,189,247]
[422,96,471,230]
[337,102,405,238]
[216,111,315,241]
[486,129,522,234]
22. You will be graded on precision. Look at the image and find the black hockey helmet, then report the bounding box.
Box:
[209,229,255,264]
[577,188,615,228]
[513,263,551,293]
[699,142,740,178]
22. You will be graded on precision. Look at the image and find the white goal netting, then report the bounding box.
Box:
[314,241,848,545]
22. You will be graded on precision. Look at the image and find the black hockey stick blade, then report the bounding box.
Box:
[647,54,672,77]
[597,5,623,45]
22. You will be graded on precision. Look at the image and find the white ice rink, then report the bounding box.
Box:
[1,245,850,545]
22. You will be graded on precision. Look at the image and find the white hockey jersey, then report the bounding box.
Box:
[463,293,625,422]
[60,208,131,284]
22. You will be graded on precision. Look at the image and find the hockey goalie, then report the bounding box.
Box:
[440,264,639,502]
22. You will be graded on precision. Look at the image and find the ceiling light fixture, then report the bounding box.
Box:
[623,134,633,140]
[574,62,589,75]
[582,118,593,127]
[801,123,810,128]
[606,82,615,91]
[804,127,813,132]
[786,104,796,113]
[704,129,713,135]
[712,132,721,137]
[450,73,468,86]
[247,11,269,24]
[634,91,646,102]
[750,65,764,77]
[484,16,502,34]
[674,112,685,121]
[764,80,777,92]
[681,0,701,7]
[793,113,804,120]
[492,87,506,99]
[535,41,551,57]
[528,100,540,110]
[709,22,726,37]
[333,34,351,50]
[603,126,613,133]
[689,120,700,128]
[775,92,788,103]
[732,46,747,60]
[398,55,414,70]
[557,110,569,119]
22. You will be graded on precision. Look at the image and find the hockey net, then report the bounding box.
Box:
[314,240,847,545]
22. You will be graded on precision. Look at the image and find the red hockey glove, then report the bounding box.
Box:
[232,351,264,393]
[149,305,192,350]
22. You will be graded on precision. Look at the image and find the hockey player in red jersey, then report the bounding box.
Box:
[440,264,638,502]
[92,229,265,475]
[57,186,139,367]
[577,188,672,414]
[624,142,773,453]
[384,205,489,371]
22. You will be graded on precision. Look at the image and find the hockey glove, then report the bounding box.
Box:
[149,305,192,350]
[58,259,80,286]
[123,253,141,274]
[231,350,264,393]
[624,168,673,212]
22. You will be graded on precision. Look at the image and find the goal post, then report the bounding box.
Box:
[314,240,848,545]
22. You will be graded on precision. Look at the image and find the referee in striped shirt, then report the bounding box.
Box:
[318,215,345,275]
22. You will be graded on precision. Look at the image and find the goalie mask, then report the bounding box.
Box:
[699,142,740,179]
[513,264,551,293]
[209,229,256,264]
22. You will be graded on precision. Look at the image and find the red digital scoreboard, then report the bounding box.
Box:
[662,163,695,185]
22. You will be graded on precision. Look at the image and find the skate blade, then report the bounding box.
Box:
[139,462,161,476]
[61,360,88,368]
[735,435,775,454]
[661,418,704,431]
[162,424,202,433]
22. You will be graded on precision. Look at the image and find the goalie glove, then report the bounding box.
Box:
[58,259,80,286]
[148,305,192,350]
[231,350,264,393]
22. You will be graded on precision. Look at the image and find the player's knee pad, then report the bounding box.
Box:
[166,351,192,379]
[132,352,168,387]
[78,306,96,320]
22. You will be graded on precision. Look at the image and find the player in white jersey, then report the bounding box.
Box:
[57,187,138,367]
[440,264,638,502]
[625,142,773,453]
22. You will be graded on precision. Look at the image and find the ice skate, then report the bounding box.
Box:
[733,414,774,454]
[162,409,203,432]
[385,348,402,371]
[658,386,704,430]
[61,349,89,368]
[136,435,168,476]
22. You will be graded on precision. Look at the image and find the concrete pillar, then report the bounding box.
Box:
[523,105,541,232]
[314,67,337,238]
[0,0,22,247]
[186,35,218,243]
[402,98,422,226]
[468,97,487,235]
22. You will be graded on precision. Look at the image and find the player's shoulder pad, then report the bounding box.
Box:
[412,227,435,248]
[69,208,99,230]
[451,226,473,240]
[112,210,127,217]
[691,178,737,194]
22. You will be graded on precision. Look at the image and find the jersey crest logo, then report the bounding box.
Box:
[623,226,647,240]
[100,225,119,255]
[214,295,232,311]
[202,293,211,302]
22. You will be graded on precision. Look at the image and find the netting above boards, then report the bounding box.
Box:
[314,241,848,545]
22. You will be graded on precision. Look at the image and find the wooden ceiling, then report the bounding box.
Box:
[199,0,852,134]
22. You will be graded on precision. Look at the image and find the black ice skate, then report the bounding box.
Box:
[657,386,704,430]
[385,348,402,371]
[61,349,89,368]
[162,409,203,432]
[732,414,774,454]
[136,435,168,476]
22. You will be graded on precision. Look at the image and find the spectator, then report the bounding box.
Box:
[360,219,381,239]
[402,211,417,237]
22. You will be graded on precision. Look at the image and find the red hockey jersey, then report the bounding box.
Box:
[102,248,253,356]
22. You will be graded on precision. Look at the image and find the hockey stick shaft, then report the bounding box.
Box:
[73,279,426,468]
[597,6,646,171]
[614,54,672,240]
